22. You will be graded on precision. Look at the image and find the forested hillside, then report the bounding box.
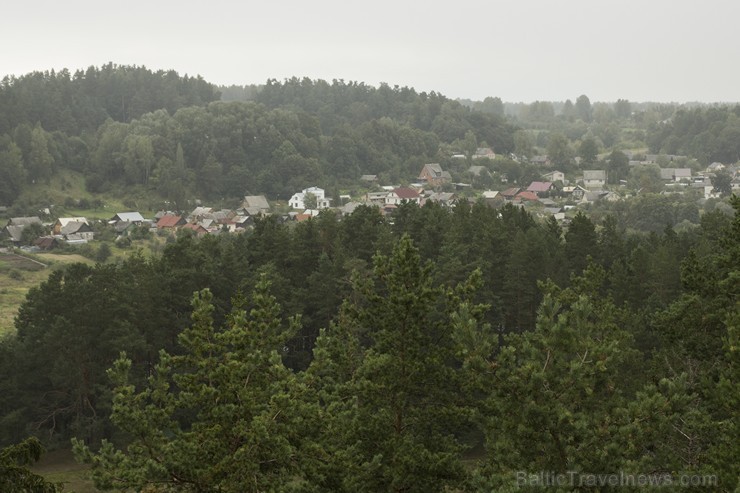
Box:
[0,67,516,209]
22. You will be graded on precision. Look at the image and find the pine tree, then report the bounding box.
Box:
[309,235,478,492]
[0,437,61,492]
[74,278,315,492]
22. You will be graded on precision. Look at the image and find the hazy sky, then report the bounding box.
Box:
[2,0,738,103]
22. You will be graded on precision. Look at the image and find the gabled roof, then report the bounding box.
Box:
[481,190,500,199]
[419,163,451,181]
[111,212,144,222]
[421,163,444,175]
[241,195,270,211]
[427,192,456,203]
[3,225,25,242]
[562,185,587,193]
[182,223,208,235]
[156,214,184,228]
[515,190,539,202]
[33,236,59,250]
[674,168,692,178]
[8,217,42,226]
[340,201,363,215]
[539,198,557,207]
[114,221,136,233]
[392,187,420,199]
[211,211,230,223]
[56,217,89,227]
[501,187,521,198]
[660,168,675,180]
[60,221,92,235]
[232,215,253,226]
[189,207,213,218]
[543,170,564,179]
[199,218,215,229]
[527,181,552,193]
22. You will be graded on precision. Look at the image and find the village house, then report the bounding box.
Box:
[364,191,389,207]
[7,216,43,227]
[481,190,503,207]
[385,187,421,206]
[33,236,60,251]
[542,170,566,183]
[182,223,209,236]
[526,181,553,197]
[562,185,588,201]
[289,187,331,210]
[659,168,692,182]
[706,162,726,173]
[418,163,452,188]
[53,217,88,235]
[582,170,606,189]
[1,225,25,245]
[156,214,186,230]
[339,201,364,216]
[501,187,521,201]
[240,195,271,215]
[59,221,94,241]
[2,217,44,245]
[109,212,145,224]
[472,147,496,160]
[426,192,456,207]
[513,190,539,203]
[188,207,213,222]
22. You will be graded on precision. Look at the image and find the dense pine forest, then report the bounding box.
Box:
[0,65,738,491]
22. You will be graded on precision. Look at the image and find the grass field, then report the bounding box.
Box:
[0,251,94,336]
[31,448,98,493]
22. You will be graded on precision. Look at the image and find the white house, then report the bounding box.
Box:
[289,186,331,210]
[542,170,566,183]
[582,170,606,189]
[385,187,421,206]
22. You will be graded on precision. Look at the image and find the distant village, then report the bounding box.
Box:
[2,148,738,251]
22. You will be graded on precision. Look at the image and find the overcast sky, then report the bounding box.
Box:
[1,0,737,103]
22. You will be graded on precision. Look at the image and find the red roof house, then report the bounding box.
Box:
[514,190,539,202]
[156,214,186,229]
[386,187,421,205]
[526,181,553,196]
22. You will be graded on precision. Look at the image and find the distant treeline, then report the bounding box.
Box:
[0,63,221,134]
[459,95,740,166]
